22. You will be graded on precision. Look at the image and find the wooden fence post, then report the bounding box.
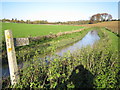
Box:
[4,30,19,86]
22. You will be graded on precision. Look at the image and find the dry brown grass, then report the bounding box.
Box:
[77,21,119,34]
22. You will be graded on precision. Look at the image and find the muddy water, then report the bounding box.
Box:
[2,30,100,78]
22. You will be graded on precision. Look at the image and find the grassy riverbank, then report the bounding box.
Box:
[2,27,90,64]
[1,22,84,64]
[2,27,119,88]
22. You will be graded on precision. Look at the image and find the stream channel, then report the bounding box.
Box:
[2,30,100,78]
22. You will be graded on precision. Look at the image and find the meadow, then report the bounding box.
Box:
[2,22,85,63]
[2,23,84,38]
[2,22,120,88]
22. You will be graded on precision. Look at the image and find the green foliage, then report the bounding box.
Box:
[6,28,90,64]
[2,27,119,89]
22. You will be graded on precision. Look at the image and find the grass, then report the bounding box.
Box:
[2,23,84,38]
[100,28,119,51]
[3,27,119,88]
[3,28,120,89]
[2,27,91,64]
[2,21,119,88]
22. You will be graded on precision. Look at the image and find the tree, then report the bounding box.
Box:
[20,20,25,23]
[89,13,112,24]
[15,18,17,23]
[2,18,6,22]
[107,14,112,21]
[26,20,31,24]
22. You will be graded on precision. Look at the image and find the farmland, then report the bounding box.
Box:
[78,21,119,34]
[2,22,120,88]
[2,23,84,38]
[1,1,119,89]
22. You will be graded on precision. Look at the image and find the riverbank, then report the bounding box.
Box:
[2,27,89,64]
[2,27,91,78]
[2,27,103,78]
[2,26,119,88]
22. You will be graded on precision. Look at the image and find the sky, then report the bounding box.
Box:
[1,1,118,22]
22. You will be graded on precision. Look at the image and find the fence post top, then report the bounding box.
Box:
[5,29,11,31]
[4,30,12,33]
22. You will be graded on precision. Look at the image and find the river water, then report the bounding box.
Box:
[56,30,100,56]
[2,30,100,78]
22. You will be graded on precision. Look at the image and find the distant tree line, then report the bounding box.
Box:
[0,13,119,25]
[1,18,48,24]
[58,20,90,25]
[0,18,91,25]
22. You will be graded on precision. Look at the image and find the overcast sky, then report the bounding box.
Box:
[1,1,118,22]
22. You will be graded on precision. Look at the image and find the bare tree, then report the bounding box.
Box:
[107,14,112,21]
[89,13,112,24]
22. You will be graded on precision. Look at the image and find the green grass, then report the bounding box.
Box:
[6,28,91,64]
[3,27,119,88]
[2,25,119,88]
[101,28,119,51]
[2,23,84,38]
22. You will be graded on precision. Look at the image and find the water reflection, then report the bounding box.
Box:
[2,62,23,78]
[56,30,100,56]
[2,30,100,77]
[2,64,10,78]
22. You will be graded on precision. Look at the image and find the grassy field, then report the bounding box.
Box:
[2,23,84,38]
[3,27,119,88]
[2,27,90,64]
[2,22,119,88]
[77,21,119,34]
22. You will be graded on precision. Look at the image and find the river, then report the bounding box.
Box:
[2,30,100,78]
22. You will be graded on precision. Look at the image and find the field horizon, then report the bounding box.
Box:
[1,1,119,89]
